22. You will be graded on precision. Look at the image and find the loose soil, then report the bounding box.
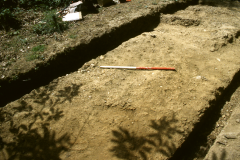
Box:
[1,2,240,160]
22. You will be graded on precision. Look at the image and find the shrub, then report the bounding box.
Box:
[0,0,71,31]
[32,10,69,35]
[18,0,70,8]
[0,8,16,30]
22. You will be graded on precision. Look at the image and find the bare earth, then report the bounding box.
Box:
[204,86,240,160]
[1,4,240,160]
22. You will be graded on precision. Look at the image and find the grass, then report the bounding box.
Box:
[25,45,45,61]
[32,45,45,53]
[32,9,69,35]
[69,34,77,39]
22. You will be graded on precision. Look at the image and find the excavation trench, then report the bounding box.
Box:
[170,69,240,159]
[0,1,197,107]
[1,1,240,160]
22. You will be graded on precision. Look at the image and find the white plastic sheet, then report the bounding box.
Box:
[62,12,82,21]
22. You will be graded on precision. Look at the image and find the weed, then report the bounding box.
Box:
[32,45,45,53]
[32,10,69,35]
[12,75,18,81]
[25,52,39,61]
[69,34,77,39]
[98,7,104,12]
[20,38,28,45]
[25,45,45,61]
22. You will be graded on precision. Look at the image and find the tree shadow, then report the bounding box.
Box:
[0,103,71,160]
[148,116,184,157]
[27,81,81,107]
[0,79,82,160]
[205,149,227,160]
[110,113,184,160]
[110,127,154,160]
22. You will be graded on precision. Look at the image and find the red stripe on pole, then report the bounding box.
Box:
[136,67,175,70]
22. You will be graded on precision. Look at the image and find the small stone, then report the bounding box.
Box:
[178,128,185,133]
[236,119,240,123]
[195,76,201,80]
[224,133,237,139]
[100,55,104,60]
[210,47,215,52]
[1,75,5,79]
[150,34,156,38]
[226,113,230,117]
[2,62,6,67]
[42,108,50,114]
[81,70,86,73]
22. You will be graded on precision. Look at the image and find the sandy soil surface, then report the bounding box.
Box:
[1,4,240,160]
[204,86,240,160]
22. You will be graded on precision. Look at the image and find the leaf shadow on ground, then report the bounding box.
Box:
[110,113,184,160]
[0,79,82,160]
[205,149,227,160]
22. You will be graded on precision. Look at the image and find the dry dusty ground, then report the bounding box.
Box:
[204,86,240,160]
[1,4,240,160]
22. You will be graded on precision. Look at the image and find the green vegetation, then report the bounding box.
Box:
[69,34,77,39]
[25,45,45,61]
[0,8,18,30]
[32,45,45,53]
[32,10,69,35]
[0,0,70,31]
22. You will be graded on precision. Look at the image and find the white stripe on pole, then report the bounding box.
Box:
[100,66,137,69]
[100,66,176,70]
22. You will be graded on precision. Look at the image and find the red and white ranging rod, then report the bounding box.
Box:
[100,66,175,70]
